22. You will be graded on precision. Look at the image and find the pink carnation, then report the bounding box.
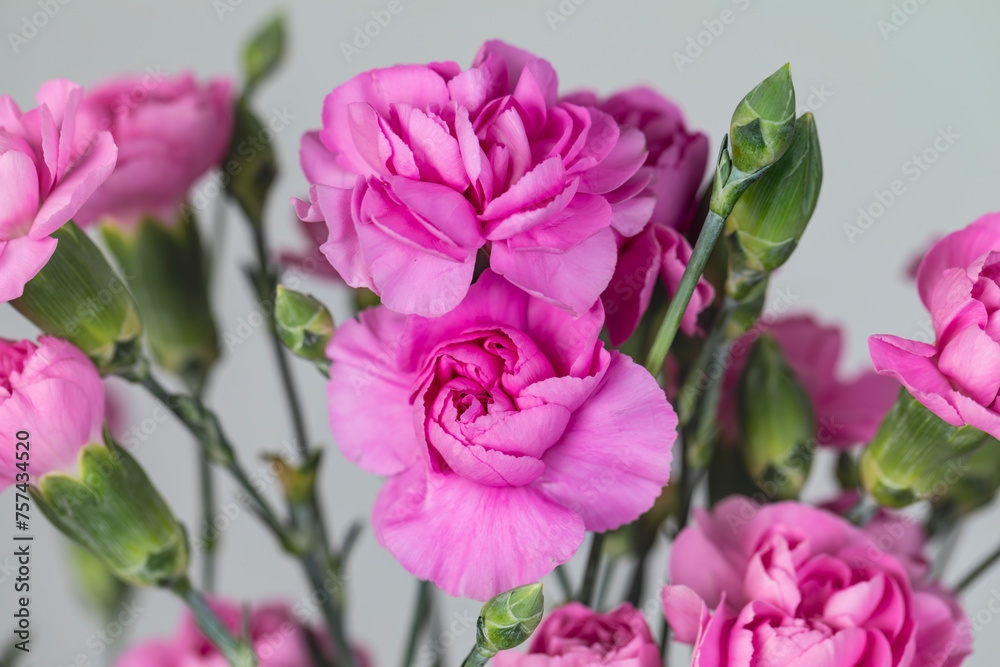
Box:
[295,40,652,317]
[566,87,712,345]
[493,603,660,667]
[73,71,233,227]
[0,79,118,302]
[326,270,675,599]
[115,598,362,667]
[871,212,1000,440]
[722,315,899,448]
[662,497,970,667]
[0,336,105,491]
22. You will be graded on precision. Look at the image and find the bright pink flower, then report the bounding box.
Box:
[115,599,354,667]
[327,270,675,599]
[0,336,104,491]
[722,315,899,448]
[294,40,651,317]
[0,79,118,302]
[661,497,970,667]
[567,87,712,345]
[871,212,1000,440]
[493,603,660,667]
[73,71,233,227]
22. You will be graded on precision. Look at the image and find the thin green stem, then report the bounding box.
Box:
[170,576,256,666]
[401,580,433,667]
[660,616,670,663]
[578,532,605,606]
[461,646,493,667]
[198,450,218,591]
[595,558,617,611]
[645,211,726,376]
[956,540,1000,593]
[554,565,573,601]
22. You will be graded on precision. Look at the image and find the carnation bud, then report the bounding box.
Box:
[465,583,544,666]
[861,388,992,507]
[738,335,815,499]
[729,64,796,174]
[11,222,142,374]
[224,97,277,228]
[32,437,189,587]
[66,541,131,618]
[265,450,321,505]
[726,113,822,299]
[275,285,335,363]
[103,215,220,392]
[243,13,286,96]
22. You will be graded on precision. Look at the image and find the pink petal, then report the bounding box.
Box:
[661,585,710,644]
[917,212,1000,308]
[0,150,39,240]
[491,227,617,317]
[538,351,675,531]
[31,131,117,238]
[577,126,648,195]
[604,226,660,347]
[0,235,57,303]
[938,324,1000,405]
[373,465,585,600]
[315,182,376,291]
[300,130,355,188]
[868,335,963,426]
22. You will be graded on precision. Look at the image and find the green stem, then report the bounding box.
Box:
[956,540,1000,593]
[198,450,218,591]
[578,532,605,606]
[554,564,573,601]
[595,558,617,611]
[461,646,494,667]
[170,576,256,666]
[660,616,670,663]
[401,580,433,667]
[645,210,726,376]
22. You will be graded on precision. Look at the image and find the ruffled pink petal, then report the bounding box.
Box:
[31,130,117,238]
[0,150,39,240]
[576,126,648,195]
[868,335,963,426]
[300,129,355,188]
[315,182,376,291]
[604,226,660,347]
[491,227,617,317]
[326,307,420,476]
[938,324,1000,405]
[917,212,1000,308]
[373,465,585,600]
[658,226,713,336]
[0,234,57,303]
[662,585,711,644]
[537,351,675,531]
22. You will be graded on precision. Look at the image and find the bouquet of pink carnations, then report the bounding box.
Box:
[3,14,995,667]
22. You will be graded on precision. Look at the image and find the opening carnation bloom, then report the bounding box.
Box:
[327,270,675,599]
[71,71,233,228]
[870,212,1000,440]
[662,497,971,667]
[0,79,118,303]
[493,602,660,667]
[0,336,105,491]
[294,40,656,317]
[566,87,713,345]
[115,598,362,667]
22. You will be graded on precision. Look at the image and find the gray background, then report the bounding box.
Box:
[2,0,1000,665]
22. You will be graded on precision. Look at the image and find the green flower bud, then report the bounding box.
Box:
[225,97,277,228]
[103,215,220,392]
[275,285,335,363]
[11,222,142,374]
[726,113,822,299]
[729,64,796,174]
[861,389,991,508]
[66,540,131,617]
[32,438,189,587]
[243,13,286,97]
[477,583,544,655]
[738,335,815,499]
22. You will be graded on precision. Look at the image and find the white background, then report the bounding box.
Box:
[1,0,1000,665]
